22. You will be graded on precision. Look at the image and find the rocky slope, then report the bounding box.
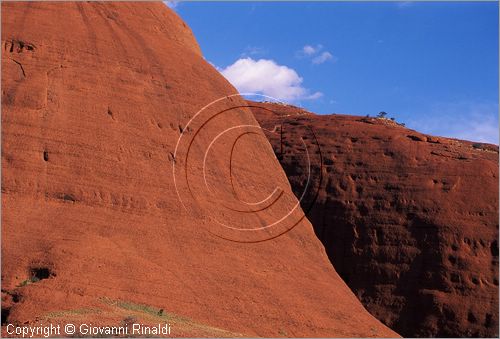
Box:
[1,2,398,337]
[252,101,499,337]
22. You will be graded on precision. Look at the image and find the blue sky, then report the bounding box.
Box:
[170,1,499,144]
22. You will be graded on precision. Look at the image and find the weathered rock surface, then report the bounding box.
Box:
[1,3,397,337]
[252,101,499,337]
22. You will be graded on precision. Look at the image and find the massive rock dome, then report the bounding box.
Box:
[1,2,397,337]
[252,101,499,337]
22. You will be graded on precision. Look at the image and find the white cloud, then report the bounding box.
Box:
[447,116,499,144]
[306,92,324,100]
[220,57,322,101]
[298,44,323,57]
[397,1,413,8]
[164,0,180,9]
[456,121,498,144]
[312,51,335,64]
[303,45,319,56]
[298,44,336,65]
[408,102,499,144]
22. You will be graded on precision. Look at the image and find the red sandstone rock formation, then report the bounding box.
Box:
[1,2,397,337]
[252,101,499,337]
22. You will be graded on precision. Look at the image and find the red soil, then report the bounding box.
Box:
[251,101,499,337]
[1,3,397,337]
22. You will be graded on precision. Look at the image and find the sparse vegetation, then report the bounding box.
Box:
[375,111,406,127]
[278,328,288,336]
[472,142,498,153]
[97,297,243,337]
[18,277,40,287]
[100,298,174,320]
[45,308,99,318]
[40,298,244,337]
